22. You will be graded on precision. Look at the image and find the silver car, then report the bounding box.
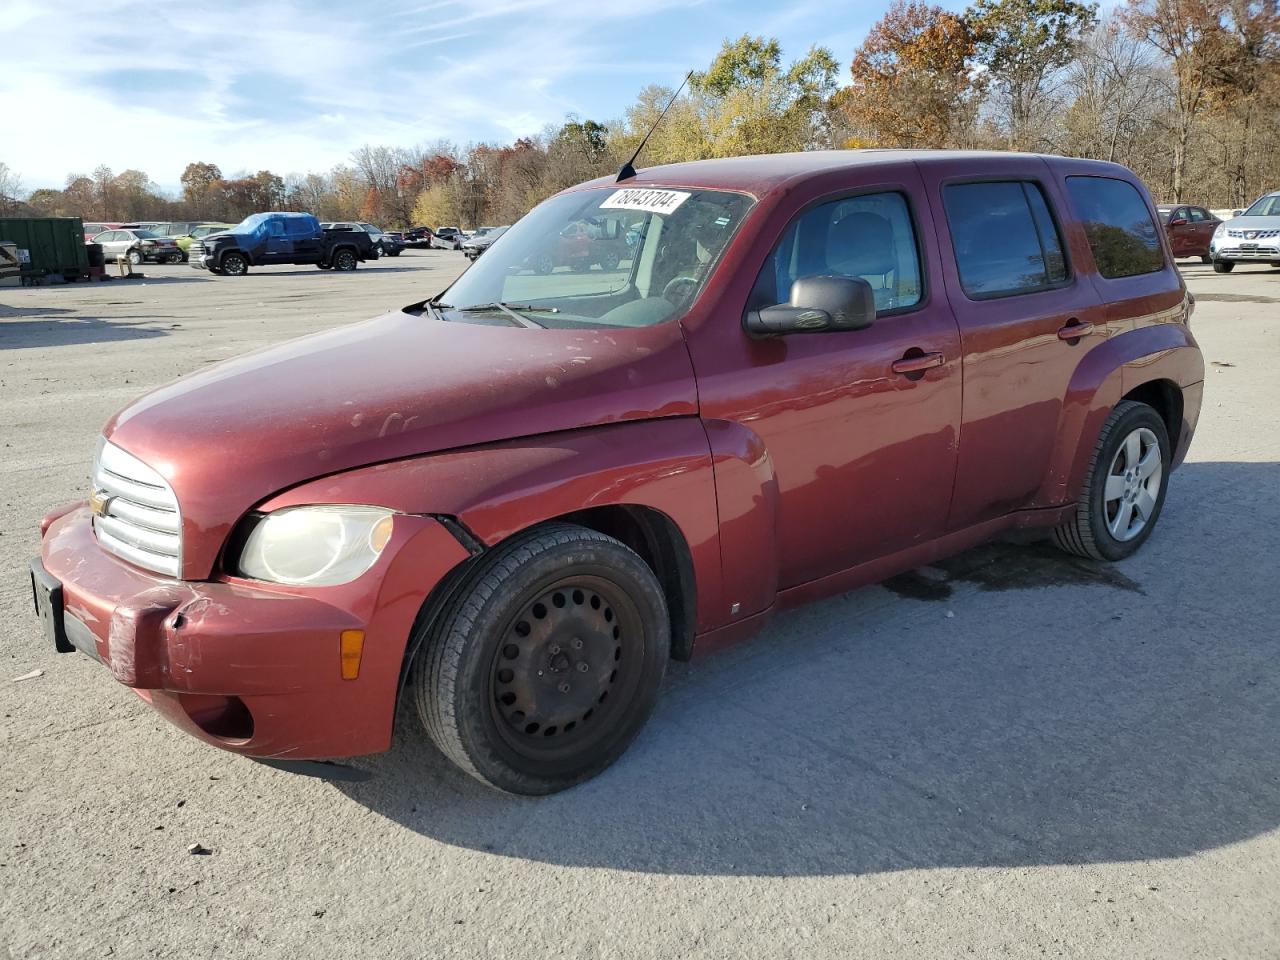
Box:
[1210,191,1280,273]
[91,228,182,265]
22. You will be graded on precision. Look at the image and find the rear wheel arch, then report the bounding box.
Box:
[1121,378,1183,452]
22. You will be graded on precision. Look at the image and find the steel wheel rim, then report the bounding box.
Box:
[487,573,643,762]
[1104,426,1162,542]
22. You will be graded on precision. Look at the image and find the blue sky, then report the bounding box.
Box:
[2,0,963,193]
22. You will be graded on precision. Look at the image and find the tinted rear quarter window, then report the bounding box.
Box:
[943,181,1067,298]
[1065,176,1164,279]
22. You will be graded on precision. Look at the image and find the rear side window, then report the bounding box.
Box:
[750,191,923,314]
[1065,176,1164,279]
[286,217,313,236]
[943,181,1067,299]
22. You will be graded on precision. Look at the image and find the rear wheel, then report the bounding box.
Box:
[411,523,670,795]
[220,252,248,276]
[1200,255,1212,264]
[1213,260,1234,273]
[332,248,358,271]
[1052,401,1171,562]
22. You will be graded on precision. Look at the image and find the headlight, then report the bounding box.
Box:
[1213,222,1227,238]
[237,505,395,586]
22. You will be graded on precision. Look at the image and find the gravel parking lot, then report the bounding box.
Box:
[2,254,1278,959]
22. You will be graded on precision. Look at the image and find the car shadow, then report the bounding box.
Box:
[1,316,173,348]
[335,461,1280,877]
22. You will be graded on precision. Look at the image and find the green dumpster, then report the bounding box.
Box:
[0,218,89,281]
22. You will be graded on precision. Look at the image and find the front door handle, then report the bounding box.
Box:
[891,351,945,375]
[1057,320,1095,341]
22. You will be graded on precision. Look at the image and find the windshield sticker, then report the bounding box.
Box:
[600,188,691,215]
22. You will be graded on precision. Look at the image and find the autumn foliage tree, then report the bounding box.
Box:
[840,1,981,147]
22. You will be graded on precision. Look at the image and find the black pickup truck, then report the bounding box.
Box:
[189,212,376,276]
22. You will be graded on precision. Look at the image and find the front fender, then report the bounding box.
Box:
[259,419,727,633]
[1036,321,1203,507]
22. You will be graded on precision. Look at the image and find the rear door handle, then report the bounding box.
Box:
[1057,320,1095,341]
[891,351,945,375]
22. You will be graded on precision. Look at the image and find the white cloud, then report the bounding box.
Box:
[0,0,825,193]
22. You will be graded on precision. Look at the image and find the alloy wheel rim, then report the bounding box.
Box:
[488,575,638,758]
[1104,427,1162,542]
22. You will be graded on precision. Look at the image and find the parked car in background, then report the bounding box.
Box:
[405,227,434,248]
[381,231,406,256]
[91,228,182,264]
[1156,205,1219,262]
[176,224,235,261]
[462,225,508,260]
[431,226,466,249]
[82,222,121,242]
[117,222,163,232]
[1209,190,1280,272]
[191,213,375,275]
[34,151,1202,796]
[530,216,628,274]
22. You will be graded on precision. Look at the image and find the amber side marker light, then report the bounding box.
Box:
[340,630,365,680]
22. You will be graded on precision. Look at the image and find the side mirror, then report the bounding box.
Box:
[1233,210,1244,218]
[744,275,876,337]
[1169,218,1187,226]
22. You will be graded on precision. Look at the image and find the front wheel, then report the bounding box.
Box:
[220,252,248,276]
[1213,260,1234,273]
[411,523,670,795]
[1052,401,1171,562]
[127,250,143,266]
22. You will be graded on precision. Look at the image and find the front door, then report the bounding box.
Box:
[689,170,963,589]
[917,156,1106,530]
[263,220,292,263]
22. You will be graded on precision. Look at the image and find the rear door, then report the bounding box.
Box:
[1188,207,1215,256]
[918,157,1107,530]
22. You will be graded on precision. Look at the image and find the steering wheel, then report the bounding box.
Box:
[662,276,698,306]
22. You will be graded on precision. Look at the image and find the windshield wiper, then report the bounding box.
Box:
[453,302,558,329]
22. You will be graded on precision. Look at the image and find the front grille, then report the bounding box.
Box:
[1227,228,1280,239]
[191,241,205,257]
[91,440,182,577]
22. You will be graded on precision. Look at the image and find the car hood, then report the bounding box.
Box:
[1222,215,1280,232]
[103,309,698,577]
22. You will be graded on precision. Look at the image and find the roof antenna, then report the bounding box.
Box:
[617,70,693,182]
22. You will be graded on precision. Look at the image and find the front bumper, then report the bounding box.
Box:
[36,505,471,760]
[1212,242,1280,260]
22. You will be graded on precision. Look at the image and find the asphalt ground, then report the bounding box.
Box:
[1,253,1278,959]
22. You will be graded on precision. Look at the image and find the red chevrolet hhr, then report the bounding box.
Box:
[33,151,1203,794]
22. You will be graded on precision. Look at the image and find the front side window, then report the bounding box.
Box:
[944,181,1068,298]
[749,191,923,315]
[1189,207,1209,222]
[437,187,754,330]
[1065,176,1164,279]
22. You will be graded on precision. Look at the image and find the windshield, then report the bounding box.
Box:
[233,213,271,233]
[1242,194,1280,217]
[437,187,754,329]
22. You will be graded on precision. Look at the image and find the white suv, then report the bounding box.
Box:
[1210,191,1280,273]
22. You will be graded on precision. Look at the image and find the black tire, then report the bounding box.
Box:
[388,249,401,257]
[411,523,670,795]
[208,266,225,275]
[221,251,249,276]
[1213,260,1234,273]
[1200,255,1212,264]
[127,249,143,266]
[316,262,332,270]
[180,251,189,263]
[332,248,358,271]
[1052,401,1172,562]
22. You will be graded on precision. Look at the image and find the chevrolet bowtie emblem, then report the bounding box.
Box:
[89,489,112,517]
